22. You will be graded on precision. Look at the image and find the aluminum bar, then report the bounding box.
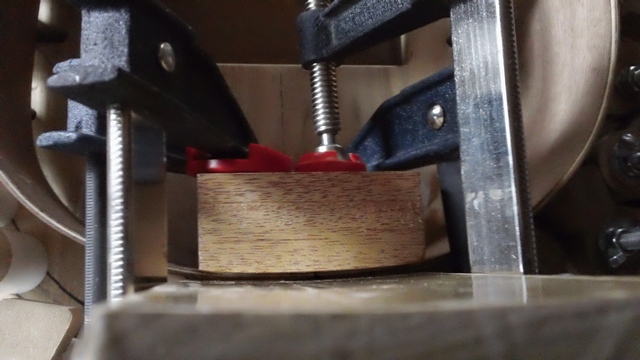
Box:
[450,0,537,273]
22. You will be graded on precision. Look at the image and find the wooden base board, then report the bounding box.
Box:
[0,299,81,359]
[198,172,426,273]
[78,274,640,359]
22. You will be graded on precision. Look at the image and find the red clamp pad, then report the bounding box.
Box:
[294,151,367,172]
[187,144,292,176]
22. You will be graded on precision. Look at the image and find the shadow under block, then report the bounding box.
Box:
[197,172,426,273]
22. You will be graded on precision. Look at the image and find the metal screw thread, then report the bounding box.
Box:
[84,153,107,323]
[309,62,341,138]
[107,105,129,302]
[305,0,341,151]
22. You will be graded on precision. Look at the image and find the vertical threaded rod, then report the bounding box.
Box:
[107,105,132,302]
[305,0,343,154]
[84,152,106,322]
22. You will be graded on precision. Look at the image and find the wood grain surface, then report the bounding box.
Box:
[0,299,81,360]
[198,172,426,273]
[79,274,640,359]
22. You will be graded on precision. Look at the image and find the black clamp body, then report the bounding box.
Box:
[348,68,458,171]
[299,1,473,271]
[35,0,258,320]
[298,0,458,170]
[298,0,450,68]
[39,0,256,161]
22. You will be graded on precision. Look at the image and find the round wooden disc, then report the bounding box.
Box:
[516,0,618,207]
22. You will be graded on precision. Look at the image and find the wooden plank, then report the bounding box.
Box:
[160,0,404,66]
[198,172,426,273]
[0,299,81,360]
[78,274,640,359]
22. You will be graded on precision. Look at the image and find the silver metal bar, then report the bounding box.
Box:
[106,106,168,302]
[451,0,537,273]
[107,105,133,301]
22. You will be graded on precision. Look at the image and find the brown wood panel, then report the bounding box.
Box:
[198,172,426,273]
[160,0,404,65]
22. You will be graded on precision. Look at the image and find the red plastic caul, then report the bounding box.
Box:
[294,151,367,172]
[186,144,293,176]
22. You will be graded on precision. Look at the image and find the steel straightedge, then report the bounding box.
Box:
[349,68,458,171]
[298,0,450,67]
[46,0,256,158]
[451,0,537,274]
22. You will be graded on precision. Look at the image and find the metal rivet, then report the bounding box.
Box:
[426,104,445,130]
[158,42,176,72]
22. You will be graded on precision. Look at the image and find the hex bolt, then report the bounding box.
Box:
[617,65,640,97]
[304,0,344,156]
[158,42,176,73]
[600,223,640,268]
[613,133,640,180]
[427,104,445,130]
[628,151,640,175]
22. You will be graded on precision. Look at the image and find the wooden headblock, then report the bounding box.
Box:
[198,172,426,273]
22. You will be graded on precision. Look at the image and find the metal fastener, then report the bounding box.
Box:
[600,221,640,268]
[613,133,640,180]
[106,105,132,301]
[158,42,176,72]
[304,0,344,155]
[616,65,640,97]
[427,104,445,130]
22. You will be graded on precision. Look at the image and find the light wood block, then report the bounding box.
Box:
[198,172,426,273]
[0,299,81,360]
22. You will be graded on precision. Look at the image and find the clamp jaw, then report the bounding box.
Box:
[38,0,257,321]
[298,0,537,274]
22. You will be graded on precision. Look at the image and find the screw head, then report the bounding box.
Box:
[427,104,445,130]
[158,42,176,72]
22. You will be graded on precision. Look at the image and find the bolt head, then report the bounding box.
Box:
[158,42,176,72]
[614,133,640,179]
[617,65,640,96]
[628,152,640,174]
[609,252,627,268]
[427,104,445,130]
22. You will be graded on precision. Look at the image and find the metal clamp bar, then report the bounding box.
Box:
[451,0,537,274]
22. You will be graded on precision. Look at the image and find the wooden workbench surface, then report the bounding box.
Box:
[79,273,640,359]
